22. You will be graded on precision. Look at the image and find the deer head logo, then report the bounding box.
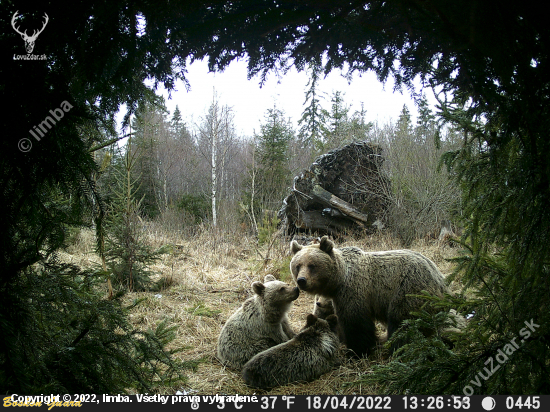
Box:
[11,11,49,54]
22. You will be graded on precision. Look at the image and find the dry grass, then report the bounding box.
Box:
[66,224,462,395]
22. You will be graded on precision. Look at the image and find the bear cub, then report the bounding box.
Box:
[313,295,334,319]
[217,274,299,370]
[242,314,340,389]
[290,236,449,357]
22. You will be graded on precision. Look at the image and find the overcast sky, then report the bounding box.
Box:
[131,58,436,137]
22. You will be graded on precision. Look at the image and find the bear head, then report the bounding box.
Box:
[305,313,338,333]
[313,295,335,319]
[290,236,339,296]
[251,274,300,310]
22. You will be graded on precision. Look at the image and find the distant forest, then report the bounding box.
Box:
[102,88,461,244]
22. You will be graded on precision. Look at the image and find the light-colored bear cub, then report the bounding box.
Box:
[217,274,299,369]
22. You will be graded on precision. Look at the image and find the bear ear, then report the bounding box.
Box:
[319,236,334,254]
[305,313,318,327]
[264,274,276,283]
[252,281,265,296]
[290,240,303,255]
[325,314,338,332]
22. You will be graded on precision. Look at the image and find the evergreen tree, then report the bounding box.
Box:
[103,139,169,292]
[323,90,351,149]
[168,105,197,197]
[298,58,327,151]
[1,2,199,392]
[415,95,436,143]
[130,101,170,218]
[1,259,188,393]
[363,97,550,394]
[255,106,294,211]
[396,104,413,137]
[348,102,373,142]
[170,105,185,140]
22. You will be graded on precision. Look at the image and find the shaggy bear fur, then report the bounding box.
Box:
[290,236,449,357]
[242,314,340,389]
[217,274,299,369]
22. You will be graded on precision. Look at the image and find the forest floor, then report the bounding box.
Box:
[61,224,463,395]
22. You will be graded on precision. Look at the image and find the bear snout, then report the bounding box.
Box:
[287,286,300,301]
[296,277,307,289]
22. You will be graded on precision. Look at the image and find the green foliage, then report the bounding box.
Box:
[241,108,295,234]
[364,253,550,395]
[257,212,280,245]
[299,60,373,154]
[298,58,328,150]
[1,1,200,393]
[367,70,550,393]
[366,97,550,394]
[177,193,211,223]
[95,148,124,209]
[0,260,187,393]
[170,105,187,140]
[274,255,293,284]
[347,103,373,143]
[322,90,351,147]
[186,302,222,318]
[359,301,470,394]
[257,108,293,168]
[416,95,436,144]
[255,107,295,209]
[426,65,550,393]
[103,140,168,292]
[129,100,170,218]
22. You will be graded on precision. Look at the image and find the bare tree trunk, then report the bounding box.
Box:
[163,173,168,212]
[211,90,218,228]
[196,91,237,229]
[250,142,258,234]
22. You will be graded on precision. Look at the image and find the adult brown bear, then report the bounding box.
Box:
[290,236,448,357]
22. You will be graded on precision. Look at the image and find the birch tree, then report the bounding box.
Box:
[197,92,236,228]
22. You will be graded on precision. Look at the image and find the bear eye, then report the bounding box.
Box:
[279,286,285,291]
[296,264,301,271]
[308,264,315,270]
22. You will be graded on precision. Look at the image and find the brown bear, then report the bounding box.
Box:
[313,295,334,319]
[242,314,340,389]
[290,236,449,357]
[217,274,299,370]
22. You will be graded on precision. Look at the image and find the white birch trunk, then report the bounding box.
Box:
[211,94,218,228]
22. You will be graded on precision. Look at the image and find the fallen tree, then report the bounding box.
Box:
[278,142,389,235]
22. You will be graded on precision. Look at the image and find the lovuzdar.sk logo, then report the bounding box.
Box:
[12,11,49,60]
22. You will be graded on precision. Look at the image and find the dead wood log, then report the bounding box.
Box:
[311,185,369,225]
[279,141,390,236]
[294,210,356,234]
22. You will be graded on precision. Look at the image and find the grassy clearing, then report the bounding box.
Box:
[65,224,462,395]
